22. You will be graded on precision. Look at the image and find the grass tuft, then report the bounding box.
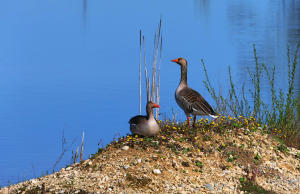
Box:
[202,43,300,148]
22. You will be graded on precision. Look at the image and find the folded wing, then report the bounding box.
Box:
[178,87,216,116]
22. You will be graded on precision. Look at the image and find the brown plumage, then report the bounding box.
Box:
[129,101,160,136]
[171,57,217,127]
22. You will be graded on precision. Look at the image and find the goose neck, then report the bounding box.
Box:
[180,65,187,85]
[146,105,154,119]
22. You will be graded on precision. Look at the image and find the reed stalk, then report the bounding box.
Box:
[74,147,79,164]
[156,34,162,119]
[143,36,150,102]
[138,19,163,118]
[80,131,84,162]
[139,30,142,114]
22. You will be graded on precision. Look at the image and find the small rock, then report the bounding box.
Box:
[88,161,92,165]
[137,159,142,163]
[123,165,130,170]
[122,146,129,151]
[289,179,297,185]
[66,166,72,171]
[153,169,161,174]
[215,183,219,189]
[172,160,178,169]
[205,183,213,190]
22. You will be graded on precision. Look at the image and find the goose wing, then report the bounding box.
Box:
[178,87,216,116]
[129,115,148,125]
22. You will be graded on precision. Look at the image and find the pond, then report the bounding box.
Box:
[0,0,299,186]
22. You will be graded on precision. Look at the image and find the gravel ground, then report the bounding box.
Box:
[1,125,299,194]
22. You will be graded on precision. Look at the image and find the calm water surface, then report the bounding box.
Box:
[0,0,299,186]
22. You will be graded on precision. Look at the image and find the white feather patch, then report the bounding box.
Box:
[192,108,198,112]
[209,114,218,119]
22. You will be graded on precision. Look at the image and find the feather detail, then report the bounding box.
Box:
[209,114,218,119]
[177,87,216,116]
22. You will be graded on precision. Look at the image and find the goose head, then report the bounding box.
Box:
[171,57,187,68]
[147,101,160,110]
[146,101,160,118]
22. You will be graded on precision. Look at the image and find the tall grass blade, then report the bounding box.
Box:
[80,131,84,162]
[138,19,163,118]
[139,30,142,114]
[201,42,300,148]
[143,36,149,102]
[74,146,79,164]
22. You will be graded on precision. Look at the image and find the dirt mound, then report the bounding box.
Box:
[1,118,300,193]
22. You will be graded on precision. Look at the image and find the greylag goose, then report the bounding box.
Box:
[171,57,217,127]
[129,101,160,136]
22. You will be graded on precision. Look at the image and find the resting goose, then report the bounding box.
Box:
[171,57,217,127]
[129,101,160,136]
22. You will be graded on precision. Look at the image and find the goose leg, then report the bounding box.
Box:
[186,116,190,126]
[192,116,196,128]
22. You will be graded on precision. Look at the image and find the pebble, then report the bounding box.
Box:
[122,146,129,151]
[2,129,299,194]
[66,166,72,171]
[153,169,161,174]
[205,183,213,191]
[172,160,178,169]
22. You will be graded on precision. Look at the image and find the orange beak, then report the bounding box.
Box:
[171,58,179,63]
[153,104,160,108]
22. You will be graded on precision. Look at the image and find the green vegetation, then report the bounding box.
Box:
[274,143,289,153]
[239,178,276,194]
[254,154,261,165]
[202,43,300,148]
[195,161,203,167]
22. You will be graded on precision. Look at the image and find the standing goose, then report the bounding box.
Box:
[129,101,160,136]
[171,57,217,127]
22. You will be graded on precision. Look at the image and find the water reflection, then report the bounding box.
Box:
[194,0,300,93]
[82,0,87,26]
[194,0,210,23]
[288,0,300,44]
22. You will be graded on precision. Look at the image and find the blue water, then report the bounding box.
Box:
[0,0,299,186]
